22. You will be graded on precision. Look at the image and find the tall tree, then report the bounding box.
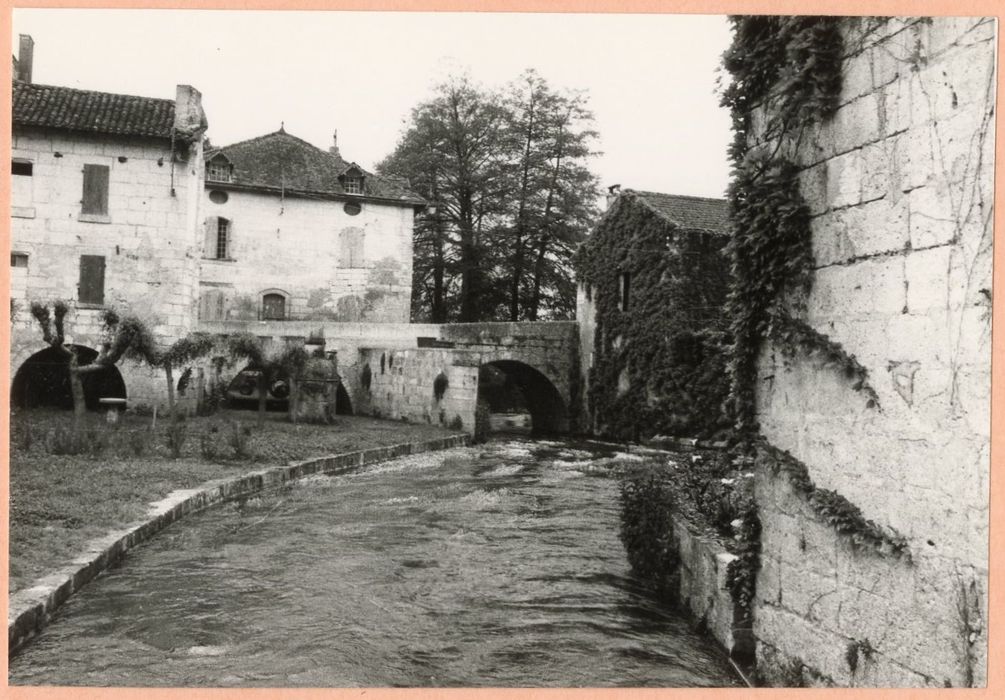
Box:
[379,71,600,323]
[378,75,509,322]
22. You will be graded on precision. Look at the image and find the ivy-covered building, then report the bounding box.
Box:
[575,188,731,440]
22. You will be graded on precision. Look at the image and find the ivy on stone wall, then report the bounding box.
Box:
[575,194,732,441]
[720,16,880,441]
[759,443,910,560]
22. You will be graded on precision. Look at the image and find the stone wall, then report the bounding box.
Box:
[10,125,204,408]
[356,348,479,431]
[198,188,415,324]
[751,17,993,687]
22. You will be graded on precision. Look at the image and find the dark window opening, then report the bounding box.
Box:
[343,201,362,216]
[79,255,106,305]
[209,189,229,204]
[11,253,28,267]
[12,160,32,176]
[81,164,110,216]
[262,293,286,320]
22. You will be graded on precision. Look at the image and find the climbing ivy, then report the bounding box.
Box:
[720,16,868,441]
[575,193,732,441]
[759,443,910,560]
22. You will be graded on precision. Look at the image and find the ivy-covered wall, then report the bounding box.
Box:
[575,191,731,440]
[724,16,993,687]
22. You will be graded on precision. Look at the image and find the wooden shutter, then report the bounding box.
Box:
[203,217,217,257]
[79,255,105,305]
[82,164,109,215]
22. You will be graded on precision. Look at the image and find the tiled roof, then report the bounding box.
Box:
[13,80,176,139]
[206,130,425,206]
[627,190,731,235]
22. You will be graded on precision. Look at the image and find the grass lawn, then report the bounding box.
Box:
[8,407,459,594]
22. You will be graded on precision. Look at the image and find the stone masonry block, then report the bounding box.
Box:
[754,603,852,686]
[904,245,951,312]
[825,151,864,209]
[810,256,906,321]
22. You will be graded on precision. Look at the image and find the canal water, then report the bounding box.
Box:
[10,438,741,688]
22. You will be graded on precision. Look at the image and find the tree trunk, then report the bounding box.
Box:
[68,354,86,426]
[257,371,268,429]
[288,373,299,424]
[165,362,176,421]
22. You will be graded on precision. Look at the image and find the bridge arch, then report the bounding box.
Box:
[478,359,568,435]
[11,345,127,411]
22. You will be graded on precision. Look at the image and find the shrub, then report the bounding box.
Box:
[126,427,150,457]
[199,425,222,461]
[228,421,253,459]
[164,418,188,459]
[48,425,88,456]
[433,372,449,401]
[11,423,34,453]
[84,428,110,456]
[618,469,679,595]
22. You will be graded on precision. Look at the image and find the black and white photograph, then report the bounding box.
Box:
[5,7,995,690]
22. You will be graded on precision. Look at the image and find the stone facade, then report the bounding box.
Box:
[750,17,994,687]
[10,84,206,409]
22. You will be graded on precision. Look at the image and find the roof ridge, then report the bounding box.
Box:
[627,189,727,203]
[13,79,175,105]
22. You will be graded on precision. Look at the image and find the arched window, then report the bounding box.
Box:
[204,216,232,260]
[339,227,365,268]
[262,292,287,320]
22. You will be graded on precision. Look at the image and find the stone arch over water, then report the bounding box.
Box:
[11,345,127,410]
[479,359,569,434]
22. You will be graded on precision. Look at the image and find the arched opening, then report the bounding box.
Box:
[478,360,568,435]
[11,345,127,411]
[335,383,353,415]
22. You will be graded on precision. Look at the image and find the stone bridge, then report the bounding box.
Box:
[195,319,581,434]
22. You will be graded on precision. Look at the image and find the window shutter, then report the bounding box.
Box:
[82,164,109,215]
[204,217,218,258]
[79,255,105,305]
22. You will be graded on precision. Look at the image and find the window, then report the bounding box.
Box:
[262,293,286,320]
[344,176,362,194]
[339,227,365,268]
[215,218,230,259]
[208,189,229,204]
[206,157,232,182]
[12,159,34,215]
[619,271,631,312]
[11,252,28,267]
[81,164,109,217]
[343,201,362,216]
[79,255,105,305]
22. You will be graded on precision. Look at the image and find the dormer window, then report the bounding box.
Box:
[344,176,362,194]
[206,154,233,183]
[339,164,365,195]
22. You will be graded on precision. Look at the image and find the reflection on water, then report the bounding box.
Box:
[9,438,741,688]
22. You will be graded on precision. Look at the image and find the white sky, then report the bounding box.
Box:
[13,9,733,198]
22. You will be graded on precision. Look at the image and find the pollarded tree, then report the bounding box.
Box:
[29,301,158,425]
[158,332,218,420]
[226,333,310,428]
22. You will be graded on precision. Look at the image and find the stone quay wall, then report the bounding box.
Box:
[749,17,994,687]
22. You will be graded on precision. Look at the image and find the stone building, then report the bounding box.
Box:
[198,130,423,325]
[745,17,993,687]
[575,188,731,439]
[9,35,208,409]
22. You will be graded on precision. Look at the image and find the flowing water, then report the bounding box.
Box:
[9,438,741,688]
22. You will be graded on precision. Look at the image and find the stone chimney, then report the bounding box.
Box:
[15,34,33,83]
[173,84,208,142]
[606,184,622,209]
[329,130,341,158]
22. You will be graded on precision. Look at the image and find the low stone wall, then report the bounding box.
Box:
[672,514,752,662]
[7,433,469,657]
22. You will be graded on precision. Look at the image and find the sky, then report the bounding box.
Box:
[13,9,734,199]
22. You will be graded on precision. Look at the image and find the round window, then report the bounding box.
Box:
[209,190,229,204]
[343,201,362,216]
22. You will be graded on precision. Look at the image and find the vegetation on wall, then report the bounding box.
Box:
[575,194,732,441]
[719,16,879,440]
